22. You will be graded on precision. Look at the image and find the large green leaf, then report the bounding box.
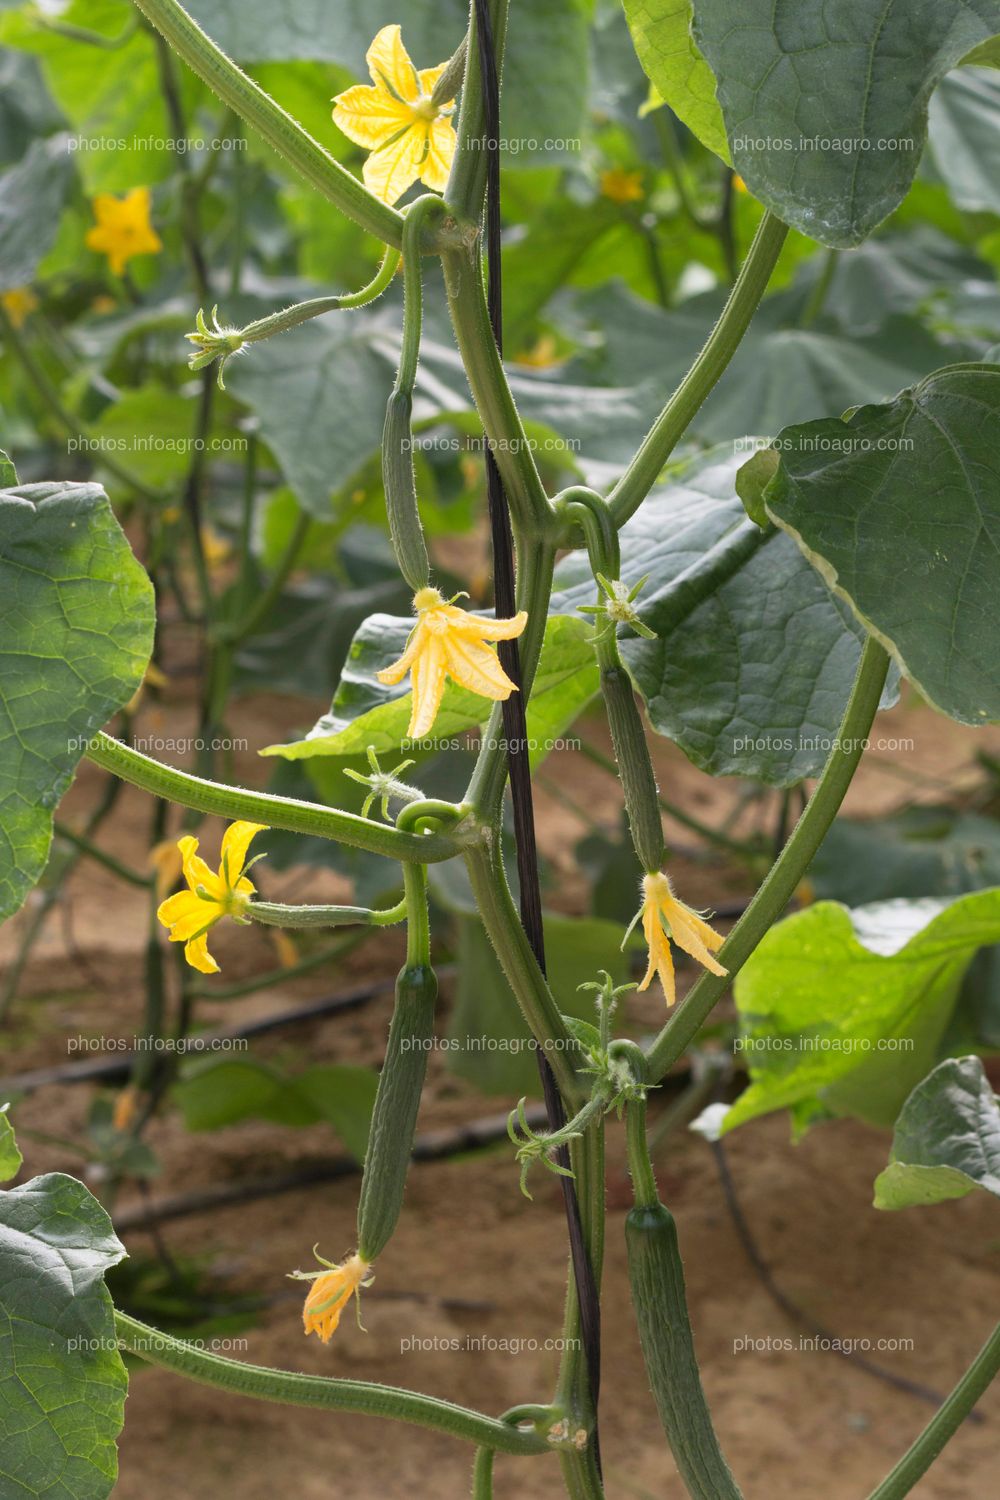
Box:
[873,1056,1000,1210]
[262,611,598,769]
[446,912,631,1096]
[0,1168,128,1499]
[0,1103,21,1181]
[0,133,73,294]
[188,0,589,165]
[724,889,1000,1135]
[0,482,154,923]
[762,363,1000,727]
[552,447,894,786]
[690,0,1000,246]
[620,0,729,160]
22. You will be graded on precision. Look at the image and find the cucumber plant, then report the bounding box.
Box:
[2,1,1000,1497]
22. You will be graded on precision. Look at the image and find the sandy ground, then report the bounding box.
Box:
[2,686,999,1498]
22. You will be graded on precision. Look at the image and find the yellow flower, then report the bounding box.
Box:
[514,333,561,369]
[156,821,267,974]
[200,522,232,573]
[85,188,162,277]
[112,1086,139,1133]
[377,587,528,740]
[332,24,458,204]
[1,286,39,328]
[294,1250,373,1343]
[732,174,748,195]
[633,871,727,1007]
[599,167,644,205]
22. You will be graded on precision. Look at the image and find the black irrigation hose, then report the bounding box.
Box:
[113,1103,550,1231]
[472,0,602,1455]
[0,968,455,1096]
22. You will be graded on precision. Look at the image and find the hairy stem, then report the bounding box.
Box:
[608,214,788,526]
[114,1311,550,1454]
[645,637,890,1083]
[867,1323,1000,1499]
[129,0,404,245]
[85,731,459,864]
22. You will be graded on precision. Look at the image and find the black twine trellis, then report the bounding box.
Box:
[471,0,603,1457]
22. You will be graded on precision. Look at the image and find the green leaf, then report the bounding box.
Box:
[262,612,598,771]
[873,1056,1000,1210]
[0,133,73,294]
[0,447,17,487]
[927,67,1000,215]
[620,0,730,161]
[0,1170,128,1499]
[0,482,154,924]
[724,889,1000,1135]
[552,447,894,786]
[763,363,1000,726]
[1,1,207,193]
[175,1057,377,1161]
[690,0,1000,246]
[89,388,219,489]
[446,913,630,1096]
[0,1103,21,1182]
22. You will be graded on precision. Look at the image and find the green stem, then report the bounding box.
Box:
[625,1094,658,1210]
[248,898,407,930]
[608,214,788,526]
[51,822,150,887]
[645,637,890,1083]
[85,731,459,864]
[463,539,556,819]
[799,248,839,330]
[113,1311,549,1455]
[440,246,553,537]
[446,0,509,223]
[215,508,310,645]
[463,841,581,1103]
[472,1447,495,1498]
[0,303,161,504]
[128,0,405,246]
[190,247,401,382]
[555,1122,606,1493]
[403,862,431,967]
[867,1323,1000,1500]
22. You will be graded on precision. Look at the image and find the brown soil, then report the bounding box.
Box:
[3,686,1000,1499]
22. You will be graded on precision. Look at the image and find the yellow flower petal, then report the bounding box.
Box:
[443,632,519,700]
[363,123,429,205]
[366,23,419,102]
[301,1253,371,1343]
[156,888,211,938]
[177,835,225,902]
[408,630,448,738]
[634,872,727,1008]
[219,820,267,883]
[86,187,162,277]
[184,931,220,975]
[332,82,415,151]
[446,607,528,642]
[421,115,457,192]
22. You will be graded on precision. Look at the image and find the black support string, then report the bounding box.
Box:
[471,0,602,1457]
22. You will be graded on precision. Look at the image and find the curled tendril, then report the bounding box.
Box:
[185,305,246,389]
[343,746,422,821]
[506,1096,580,1200]
[578,573,657,642]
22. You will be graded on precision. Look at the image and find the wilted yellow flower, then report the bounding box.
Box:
[85,188,162,277]
[293,1250,373,1343]
[270,929,299,969]
[632,871,727,1007]
[1,286,38,328]
[377,587,528,740]
[112,1086,139,1133]
[156,821,267,974]
[332,25,458,204]
[149,837,184,902]
[599,167,644,205]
